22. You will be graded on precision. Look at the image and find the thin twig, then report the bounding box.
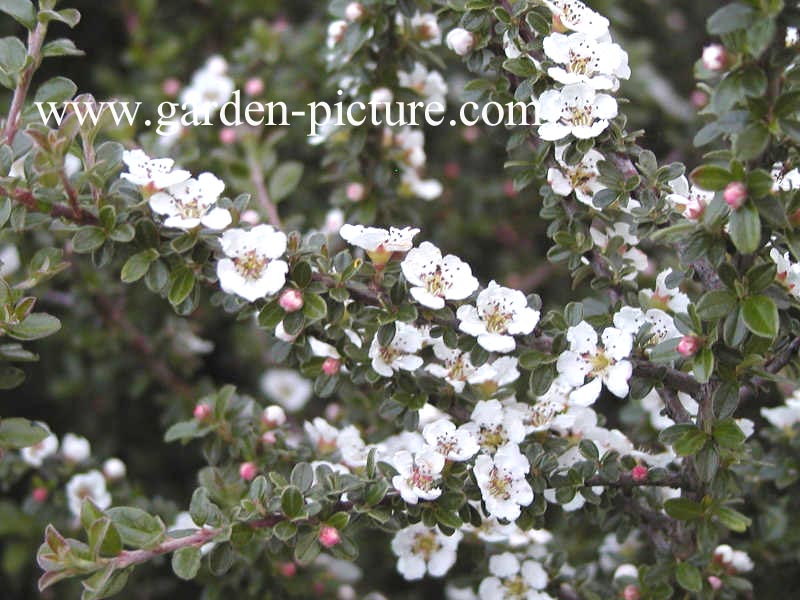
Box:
[246,149,282,230]
[3,21,47,145]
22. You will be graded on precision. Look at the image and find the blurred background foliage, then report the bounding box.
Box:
[0,0,753,598]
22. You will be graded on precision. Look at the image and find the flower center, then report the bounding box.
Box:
[233,249,268,281]
[588,349,613,375]
[408,464,436,491]
[412,532,440,559]
[505,575,529,598]
[566,103,595,127]
[488,466,513,500]
[484,306,511,334]
[480,425,508,451]
[435,434,459,456]
[424,267,447,296]
[567,50,592,75]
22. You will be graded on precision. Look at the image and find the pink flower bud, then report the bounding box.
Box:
[702,44,727,71]
[708,576,723,590]
[245,77,265,97]
[503,180,517,198]
[723,181,747,210]
[690,90,708,109]
[445,28,475,56]
[444,162,461,180]
[32,487,48,503]
[462,126,480,143]
[239,461,258,481]
[162,78,181,97]
[623,585,640,600]
[322,357,341,376]
[318,525,341,548]
[279,289,304,313]
[631,465,648,483]
[261,431,277,445]
[344,2,364,21]
[325,403,342,421]
[240,209,260,225]
[193,403,212,421]
[677,335,700,357]
[346,182,366,202]
[219,127,237,145]
[279,562,297,577]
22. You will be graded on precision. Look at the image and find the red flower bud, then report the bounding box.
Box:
[239,461,258,481]
[677,335,700,357]
[193,403,212,421]
[631,465,648,483]
[279,289,304,313]
[318,525,341,548]
[322,357,341,376]
[723,181,747,210]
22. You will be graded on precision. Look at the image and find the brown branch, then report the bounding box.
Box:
[0,186,98,225]
[112,527,220,569]
[584,471,689,489]
[246,148,282,230]
[632,359,701,398]
[765,336,800,374]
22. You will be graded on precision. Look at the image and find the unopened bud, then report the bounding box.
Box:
[103,458,127,481]
[33,487,48,503]
[446,28,475,56]
[262,405,287,428]
[677,335,701,357]
[344,2,364,21]
[346,182,366,202]
[322,357,341,376]
[702,44,727,71]
[162,78,181,97]
[240,209,261,225]
[279,289,304,313]
[279,562,297,577]
[708,576,723,590]
[690,90,708,109]
[261,431,277,445]
[245,77,264,96]
[239,461,258,481]
[631,465,648,483]
[623,585,640,600]
[194,403,212,421]
[318,525,341,548]
[219,127,237,145]
[723,181,747,210]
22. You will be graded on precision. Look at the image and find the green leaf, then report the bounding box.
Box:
[41,38,84,58]
[281,486,303,518]
[72,227,106,254]
[302,294,327,322]
[171,546,201,580]
[714,506,752,532]
[107,507,166,548]
[294,531,321,565]
[120,249,159,283]
[0,365,25,389]
[163,419,211,443]
[0,36,26,75]
[88,517,121,558]
[6,313,61,341]
[34,76,77,104]
[690,165,733,191]
[664,498,705,520]
[673,428,709,456]
[741,294,778,339]
[168,268,196,306]
[0,417,48,449]
[707,3,753,34]
[676,562,703,593]
[693,348,714,384]
[290,463,314,493]
[734,122,769,161]
[728,202,761,255]
[713,418,746,448]
[268,162,303,203]
[696,290,738,321]
[0,0,35,29]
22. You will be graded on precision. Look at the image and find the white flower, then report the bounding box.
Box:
[20,431,58,467]
[590,223,649,280]
[543,32,629,90]
[787,26,799,47]
[478,553,550,600]
[337,425,370,468]
[261,369,312,412]
[484,356,521,388]
[538,83,618,141]
[180,56,234,121]
[463,400,526,453]
[0,244,20,278]
[613,306,681,347]
[666,176,713,221]
[542,0,610,37]
[324,208,345,235]
[474,444,533,521]
[170,512,216,555]
[327,20,347,48]
[446,28,475,56]
[339,224,420,257]
[391,522,462,580]
[102,458,126,481]
[410,12,441,47]
[217,225,288,302]
[263,405,287,427]
[422,419,480,462]
[457,281,540,353]
[504,377,577,434]
[149,172,231,230]
[761,392,800,429]
[391,127,428,169]
[770,248,800,297]
[402,242,478,309]
[398,63,447,112]
[556,321,633,405]
[400,169,443,201]
[66,470,111,517]
[641,269,689,314]
[391,447,445,504]
[640,390,698,430]
[121,149,190,191]
[771,162,800,192]
[714,545,753,573]
[369,322,424,377]
[425,339,495,392]
[547,145,606,207]
[61,433,91,463]
[305,418,340,454]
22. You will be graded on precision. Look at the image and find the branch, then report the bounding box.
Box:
[246,147,282,230]
[0,186,98,225]
[765,336,800,374]
[584,471,689,489]
[3,21,47,145]
[632,359,701,398]
[112,527,220,570]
